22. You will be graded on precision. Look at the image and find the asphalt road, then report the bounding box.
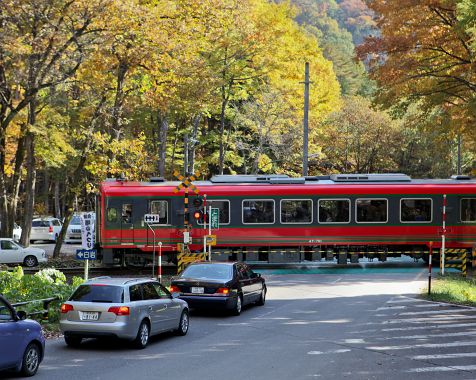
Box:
[7,267,476,380]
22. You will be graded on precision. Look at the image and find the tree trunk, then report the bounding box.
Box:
[21,129,36,247]
[54,180,61,218]
[188,114,201,174]
[158,111,169,177]
[218,96,227,175]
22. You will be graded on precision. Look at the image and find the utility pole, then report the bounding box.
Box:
[457,134,462,175]
[302,62,310,177]
[184,134,189,176]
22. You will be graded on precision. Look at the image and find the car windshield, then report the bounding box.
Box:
[69,285,124,303]
[181,264,232,280]
[71,216,81,225]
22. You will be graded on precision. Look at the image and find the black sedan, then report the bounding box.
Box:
[170,262,266,315]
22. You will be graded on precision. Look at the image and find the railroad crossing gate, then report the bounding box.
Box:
[177,252,207,274]
[443,249,468,276]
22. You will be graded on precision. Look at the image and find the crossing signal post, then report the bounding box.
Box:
[173,170,200,249]
[143,214,163,281]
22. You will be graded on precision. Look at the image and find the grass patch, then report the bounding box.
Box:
[423,274,476,306]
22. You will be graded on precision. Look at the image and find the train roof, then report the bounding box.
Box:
[100,174,476,196]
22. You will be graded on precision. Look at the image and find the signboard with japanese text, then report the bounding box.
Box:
[76,249,97,260]
[143,214,161,224]
[210,208,219,229]
[80,212,96,250]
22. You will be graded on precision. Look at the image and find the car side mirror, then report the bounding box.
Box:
[250,272,260,279]
[16,310,27,320]
[171,292,180,299]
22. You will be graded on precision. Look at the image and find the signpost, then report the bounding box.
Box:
[173,171,200,247]
[210,208,219,229]
[143,214,162,281]
[79,212,96,280]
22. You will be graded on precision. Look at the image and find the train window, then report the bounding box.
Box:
[122,203,132,224]
[280,199,312,224]
[318,199,350,223]
[198,200,230,225]
[356,199,388,223]
[242,200,275,224]
[461,198,476,222]
[149,200,168,224]
[400,198,432,223]
[107,207,118,223]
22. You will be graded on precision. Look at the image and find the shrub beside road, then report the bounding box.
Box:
[424,274,476,306]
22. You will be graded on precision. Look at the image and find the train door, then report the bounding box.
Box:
[121,203,134,243]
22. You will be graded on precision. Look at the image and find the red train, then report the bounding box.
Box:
[97,173,476,266]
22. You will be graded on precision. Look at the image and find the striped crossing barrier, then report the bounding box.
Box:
[177,252,207,274]
[443,249,467,276]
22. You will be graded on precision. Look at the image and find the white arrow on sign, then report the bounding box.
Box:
[144,214,161,223]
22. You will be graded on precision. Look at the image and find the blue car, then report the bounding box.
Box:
[0,295,45,377]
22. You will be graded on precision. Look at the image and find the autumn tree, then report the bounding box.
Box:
[0,0,109,244]
[357,0,476,146]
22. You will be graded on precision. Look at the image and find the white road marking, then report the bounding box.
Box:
[367,341,476,350]
[398,308,473,316]
[386,298,421,304]
[308,349,351,355]
[382,314,476,324]
[376,330,476,340]
[411,352,476,360]
[380,322,476,332]
[376,306,406,311]
[407,365,476,373]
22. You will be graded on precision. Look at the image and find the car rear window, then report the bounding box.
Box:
[71,216,81,225]
[69,285,124,303]
[181,264,232,280]
[32,220,49,227]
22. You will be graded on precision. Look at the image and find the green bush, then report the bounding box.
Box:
[0,267,83,323]
[425,274,476,306]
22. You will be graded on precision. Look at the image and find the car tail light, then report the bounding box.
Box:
[215,287,230,295]
[49,225,53,233]
[169,285,180,293]
[61,303,74,313]
[108,306,130,316]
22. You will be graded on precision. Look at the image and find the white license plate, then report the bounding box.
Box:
[191,287,204,294]
[80,311,99,321]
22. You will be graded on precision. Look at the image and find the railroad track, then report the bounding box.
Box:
[20,265,179,277]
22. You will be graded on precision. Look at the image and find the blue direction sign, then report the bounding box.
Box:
[76,249,97,260]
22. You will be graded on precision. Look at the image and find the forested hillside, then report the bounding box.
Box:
[0,0,474,245]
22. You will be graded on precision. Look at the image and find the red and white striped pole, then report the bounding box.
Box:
[158,242,162,282]
[428,241,433,295]
[441,194,447,275]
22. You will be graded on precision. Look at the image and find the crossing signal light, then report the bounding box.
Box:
[193,210,204,223]
[193,196,204,208]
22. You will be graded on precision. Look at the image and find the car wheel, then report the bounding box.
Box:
[232,295,242,316]
[20,343,40,377]
[23,255,38,267]
[133,320,150,349]
[175,310,189,336]
[64,335,82,347]
[256,286,266,306]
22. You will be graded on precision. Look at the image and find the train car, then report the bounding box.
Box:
[97,173,476,266]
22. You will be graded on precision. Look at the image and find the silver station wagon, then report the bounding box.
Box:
[60,277,189,349]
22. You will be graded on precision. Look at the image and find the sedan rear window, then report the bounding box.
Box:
[69,285,124,303]
[32,221,49,227]
[181,264,232,280]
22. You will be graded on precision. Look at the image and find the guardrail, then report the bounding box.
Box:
[11,297,58,320]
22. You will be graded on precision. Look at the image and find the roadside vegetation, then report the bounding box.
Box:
[0,267,83,334]
[424,274,476,306]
